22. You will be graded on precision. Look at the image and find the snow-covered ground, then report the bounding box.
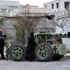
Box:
[0,58,70,70]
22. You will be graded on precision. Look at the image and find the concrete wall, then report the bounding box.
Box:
[0,17,16,39]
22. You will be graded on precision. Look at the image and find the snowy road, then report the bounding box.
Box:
[0,57,70,70]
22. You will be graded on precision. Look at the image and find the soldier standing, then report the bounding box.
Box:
[0,29,5,59]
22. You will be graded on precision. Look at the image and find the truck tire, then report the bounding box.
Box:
[35,42,53,61]
[52,54,64,61]
[9,43,26,61]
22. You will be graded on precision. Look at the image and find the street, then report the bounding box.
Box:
[0,55,70,70]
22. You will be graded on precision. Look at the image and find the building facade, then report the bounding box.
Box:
[0,0,19,17]
[44,0,70,14]
[44,0,70,33]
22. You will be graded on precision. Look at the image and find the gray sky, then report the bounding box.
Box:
[18,0,54,7]
[3,0,54,7]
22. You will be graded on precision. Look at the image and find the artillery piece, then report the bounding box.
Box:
[6,32,66,61]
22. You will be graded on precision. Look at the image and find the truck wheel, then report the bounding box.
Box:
[9,43,26,61]
[35,42,53,61]
[52,54,64,61]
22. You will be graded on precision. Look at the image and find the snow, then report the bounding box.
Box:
[0,59,70,70]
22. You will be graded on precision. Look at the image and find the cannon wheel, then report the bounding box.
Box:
[52,54,64,61]
[35,42,53,61]
[9,43,26,61]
